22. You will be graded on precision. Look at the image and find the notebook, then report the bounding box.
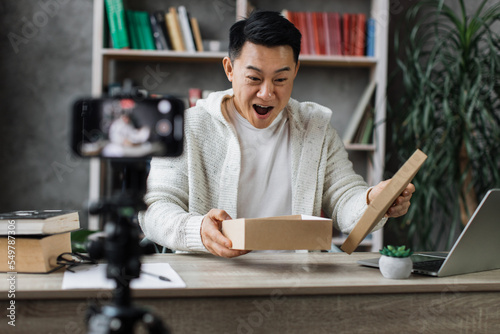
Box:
[358,189,500,277]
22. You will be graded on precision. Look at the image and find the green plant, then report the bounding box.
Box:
[389,0,500,250]
[379,245,413,258]
[71,229,99,253]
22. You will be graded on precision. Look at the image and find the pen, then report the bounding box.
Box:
[141,270,171,282]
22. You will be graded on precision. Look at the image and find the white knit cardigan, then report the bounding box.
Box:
[139,89,386,252]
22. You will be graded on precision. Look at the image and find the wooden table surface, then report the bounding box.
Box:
[2,252,500,334]
[2,252,500,298]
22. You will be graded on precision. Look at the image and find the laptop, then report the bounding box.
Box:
[358,189,500,277]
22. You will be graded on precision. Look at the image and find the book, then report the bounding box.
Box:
[104,0,129,49]
[353,14,366,56]
[190,17,204,52]
[126,10,140,49]
[166,8,186,51]
[341,149,428,254]
[305,12,316,55]
[342,13,351,55]
[0,210,80,235]
[137,11,156,50]
[366,18,375,57]
[343,80,376,144]
[0,232,71,273]
[177,6,196,52]
[153,11,173,50]
[149,12,169,50]
[327,12,342,55]
[312,12,326,55]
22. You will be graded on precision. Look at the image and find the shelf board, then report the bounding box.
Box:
[100,49,377,67]
[101,49,227,62]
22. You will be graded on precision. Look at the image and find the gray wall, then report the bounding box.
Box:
[0,1,92,225]
[0,0,493,230]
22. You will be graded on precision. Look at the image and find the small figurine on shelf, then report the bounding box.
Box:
[378,245,413,279]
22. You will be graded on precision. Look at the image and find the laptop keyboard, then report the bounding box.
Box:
[413,259,445,272]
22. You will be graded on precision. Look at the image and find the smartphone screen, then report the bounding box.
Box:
[71,97,184,159]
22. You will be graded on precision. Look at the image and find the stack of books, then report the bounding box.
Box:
[105,0,204,52]
[282,10,375,57]
[0,210,80,273]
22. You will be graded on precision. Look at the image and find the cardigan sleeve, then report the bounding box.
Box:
[321,126,387,234]
[138,155,208,253]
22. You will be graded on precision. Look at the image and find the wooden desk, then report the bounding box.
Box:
[2,252,500,333]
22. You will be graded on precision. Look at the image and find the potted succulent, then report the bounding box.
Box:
[379,245,413,279]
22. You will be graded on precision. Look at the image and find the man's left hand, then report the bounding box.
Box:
[368,180,415,218]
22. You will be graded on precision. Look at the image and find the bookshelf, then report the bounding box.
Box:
[90,0,389,252]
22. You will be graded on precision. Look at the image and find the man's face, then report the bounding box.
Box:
[223,42,299,129]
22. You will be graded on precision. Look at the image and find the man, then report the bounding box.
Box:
[139,11,414,258]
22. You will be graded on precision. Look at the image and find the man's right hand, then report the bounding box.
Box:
[200,209,250,258]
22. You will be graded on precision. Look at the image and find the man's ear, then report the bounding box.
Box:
[222,57,234,82]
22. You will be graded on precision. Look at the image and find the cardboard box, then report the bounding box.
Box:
[222,215,332,250]
[341,149,427,254]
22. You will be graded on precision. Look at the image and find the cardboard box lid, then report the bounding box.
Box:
[341,149,427,254]
[222,215,332,250]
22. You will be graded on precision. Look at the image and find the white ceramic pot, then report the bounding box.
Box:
[379,255,412,279]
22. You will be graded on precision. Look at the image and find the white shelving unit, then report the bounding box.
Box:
[90,0,389,252]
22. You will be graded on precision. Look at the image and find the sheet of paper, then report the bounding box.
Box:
[62,262,186,289]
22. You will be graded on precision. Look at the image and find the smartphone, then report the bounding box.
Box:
[71,97,184,159]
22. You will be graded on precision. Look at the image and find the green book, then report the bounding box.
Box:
[126,10,140,49]
[360,115,374,144]
[104,0,130,49]
[137,11,156,50]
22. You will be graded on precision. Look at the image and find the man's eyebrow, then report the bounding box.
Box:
[246,65,292,73]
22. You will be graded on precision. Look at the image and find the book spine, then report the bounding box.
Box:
[154,11,172,50]
[354,14,366,56]
[190,17,204,52]
[125,10,139,49]
[305,12,316,55]
[104,0,129,49]
[138,11,156,50]
[178,6,196,52]
[349,14,357,57]
[332,13,342,56]
[166,8,186,51]
[150,13,168,50]
[366,18,375,57]
[342,13,350,56]
[323,12,332,55]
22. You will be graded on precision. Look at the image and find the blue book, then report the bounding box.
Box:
[366,18,375,57]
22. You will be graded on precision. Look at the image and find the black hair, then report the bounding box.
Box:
[228,11,301,63]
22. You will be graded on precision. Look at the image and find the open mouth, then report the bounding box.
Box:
[253,104,274,116]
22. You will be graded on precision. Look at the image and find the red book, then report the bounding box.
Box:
[349,14,357,57]
[305,12,316,55]
[342,13,350,56]
[328,12,342,55]
[312,12,326,55]
[354,14,366,56]
[295,11,310,55]
[323,12,332,55]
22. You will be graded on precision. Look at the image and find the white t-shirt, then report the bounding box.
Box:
[225,98,292,219]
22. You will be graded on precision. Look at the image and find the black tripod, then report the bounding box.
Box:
[86,161,169,334]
